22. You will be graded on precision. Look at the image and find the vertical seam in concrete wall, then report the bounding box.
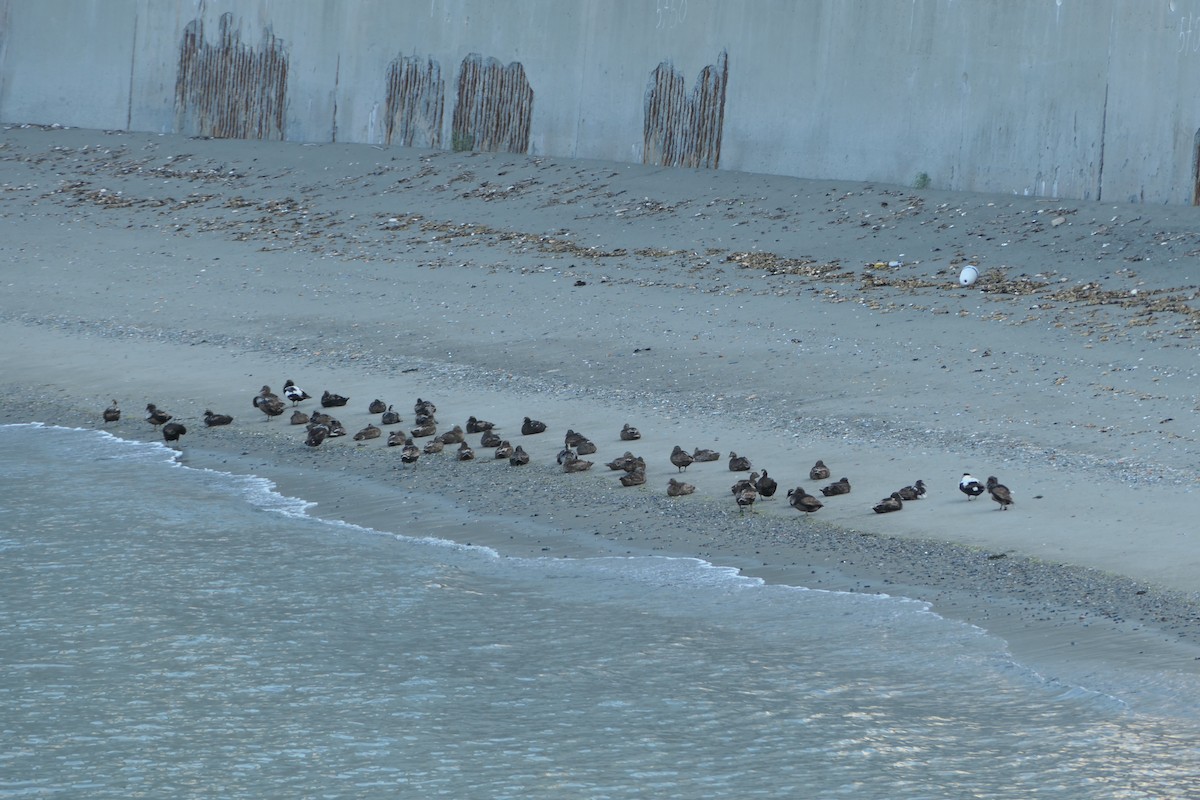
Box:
[1097,83,1109,202]
[126,8,139,130]
[332,53,340,142]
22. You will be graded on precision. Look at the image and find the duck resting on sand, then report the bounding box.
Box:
[728,452,752,472]
[873,493,904,514]
[820,477,851,497]
[667,478,696,497]
[787,487,823,513]
[620,423,642,441]
[809,460,831,481]
[522,417,547,435]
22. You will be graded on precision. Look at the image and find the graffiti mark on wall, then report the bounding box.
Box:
[643,50,728,169]
[451,54,534,153]
[656,0,688,30]
[175,13,288,140]
[385,56,445,148]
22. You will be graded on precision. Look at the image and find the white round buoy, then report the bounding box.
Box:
[958,265,979,286]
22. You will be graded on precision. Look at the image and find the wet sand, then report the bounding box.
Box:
[2,123,1198,694]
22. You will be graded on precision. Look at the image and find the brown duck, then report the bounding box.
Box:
[619,468,647,487]
[562,456,594,473]
[353,423,382,441]
[508,445,531,466]
[896,480,927,501]
[787,487,823,513]
[203,410,233,427]
[466,416,496,434]
[305,424,329,447]
[321,390,349,408]
[606,451,639,471]
[735,485,758,513]
[290,410,310,425]
[986,476,1013,510]
[386,429,407,446]
[480,429,502,448]
[820,477,851,497]
[400,438,420,463]
[414,397,437,416]
[809,460,831,481]
[456,441,475,461]
[145,403,172,427]
[522,417,547,435]
[252,385,278,409]
[436,425,465,445]
[670,446,694,472]
[257,395,286,420]
[620,423,642,441]
[728,452,752,472]
[103,400,120,424]
[422,439,445,455]
[666,478,696,497]
[368,399,387,415]
[381,405,402,426]
[873,493,904,514]
[756,470,778,499]
[564,429,589,448]
[410,420,437,438]
[162,422,187,445]
[494,440,515,460]
[691,448,720,462]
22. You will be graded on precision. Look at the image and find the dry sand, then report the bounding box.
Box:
[2,123,1199,694]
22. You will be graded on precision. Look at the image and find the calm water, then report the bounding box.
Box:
[2,424,1198,799]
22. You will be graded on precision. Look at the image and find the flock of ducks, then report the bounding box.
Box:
[101,387,1017,515]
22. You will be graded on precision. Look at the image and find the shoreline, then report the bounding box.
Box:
[3,124,1199,702]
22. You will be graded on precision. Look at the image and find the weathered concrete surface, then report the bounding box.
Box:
[2,0,1199,204]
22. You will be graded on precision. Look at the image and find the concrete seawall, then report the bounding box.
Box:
[3,0,1200,204]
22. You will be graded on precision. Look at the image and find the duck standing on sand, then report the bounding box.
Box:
[986,476,1014,510]
[508,445,531,466]
[145,404,172,427]
[522,417,547,435]
[283,380,311,406]
[728,452,752,472]
[959,473,985,500]
[103,400,121,424]
[620,423,642,441]
[162,422,187,445]
[809,460,831,481]
[667,478,696,497]
[253,385,278,409]
[820,477,851,497]
[735,484,758,513]
[670,445,694,472]
[787,487,823,513]
[257,394,286,421]
[756,470,778,499]
[321,390,350,408]
[203,410,233,427]
[873,492,904,514]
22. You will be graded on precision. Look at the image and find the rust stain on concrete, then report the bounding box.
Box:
[644,50,728,169]
[451,54,533,154]
[175,13,288,140]
[384,56,445,148]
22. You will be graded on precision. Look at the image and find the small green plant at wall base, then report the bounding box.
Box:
[913,172,931,190]
[452,132,475,152]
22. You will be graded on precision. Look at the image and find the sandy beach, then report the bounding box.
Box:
[2,123,1198,691]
